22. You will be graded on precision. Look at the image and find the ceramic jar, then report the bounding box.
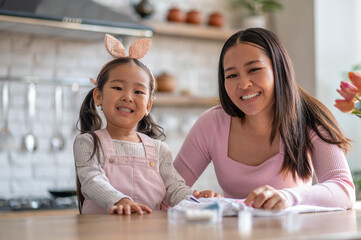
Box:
[208,12,224,27]
[134,0,154,19]
[156,73,176,92]
[167,7,186,23]
[186,9,202,25]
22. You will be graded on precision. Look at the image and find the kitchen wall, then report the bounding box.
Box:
[314,0,361,172]
[272,0,361,172]
[1,0,360,200]
[0,0,232,198]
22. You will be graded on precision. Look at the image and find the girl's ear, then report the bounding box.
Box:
[93,88,102,107]
[146,99,153,116]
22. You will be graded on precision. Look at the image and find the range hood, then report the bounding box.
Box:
[0,0,153,39]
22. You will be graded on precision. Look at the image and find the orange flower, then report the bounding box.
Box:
[336,88,356,101]
[334,99,354,113]
[335,72,361,118]
[349,72,361,90]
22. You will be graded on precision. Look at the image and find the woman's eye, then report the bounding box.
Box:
[225,74,237,79]
[249,68,262,73]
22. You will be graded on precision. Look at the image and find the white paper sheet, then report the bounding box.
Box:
[173,196,345,217]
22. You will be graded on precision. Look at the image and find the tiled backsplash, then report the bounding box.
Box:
[0,0,230,198]
[0,81,219,198]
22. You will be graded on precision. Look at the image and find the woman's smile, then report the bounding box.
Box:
[223,43,275,117]
[241,91,261,100]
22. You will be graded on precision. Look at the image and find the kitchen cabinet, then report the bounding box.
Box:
[0,13,152,40]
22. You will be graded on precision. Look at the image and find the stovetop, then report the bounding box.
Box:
[0,196,78,212]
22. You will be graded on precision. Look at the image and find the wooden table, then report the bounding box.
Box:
[1,209,361,240]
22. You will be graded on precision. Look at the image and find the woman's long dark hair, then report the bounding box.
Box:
[218,28,351,181]
[76,57,165,213]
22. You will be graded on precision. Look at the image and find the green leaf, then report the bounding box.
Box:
[351,109,361,119]
[231,0,283,15]
[260,0,283,12]
[351,63,361,71]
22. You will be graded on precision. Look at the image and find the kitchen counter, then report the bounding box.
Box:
[0,208,79,218]
[1,205,361,240]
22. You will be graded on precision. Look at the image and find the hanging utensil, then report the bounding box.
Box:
[50,85,65,152]
[0,82,15,151]
[22,83,38,153]
[71,83,79,134]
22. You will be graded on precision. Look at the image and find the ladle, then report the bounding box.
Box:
[0,82,15,151]
[71,83,79,135]
[22,83,38,153]
[50,86,65,152]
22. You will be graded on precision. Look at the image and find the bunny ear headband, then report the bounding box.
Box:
[90,34,155,94]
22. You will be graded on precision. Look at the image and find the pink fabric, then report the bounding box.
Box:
[104,34,151,59]
[90,34,155,93]
[82,129,166,214]
[174,105,355,209]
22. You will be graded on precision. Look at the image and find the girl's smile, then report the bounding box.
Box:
[116,106,133,114]
[93,62,152,139]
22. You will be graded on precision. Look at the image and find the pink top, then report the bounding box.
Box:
[174,106,355,209]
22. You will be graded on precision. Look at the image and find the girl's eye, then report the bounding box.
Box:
[113,87,122,91]
[135,90,145,94]
[225,74,237,79]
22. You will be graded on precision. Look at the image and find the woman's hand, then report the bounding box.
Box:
[244,185,289,210]
[109,198,152,215]
[193,190,223,198]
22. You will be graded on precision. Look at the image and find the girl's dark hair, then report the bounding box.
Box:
[218,28,351,181]
[76,57,165,213]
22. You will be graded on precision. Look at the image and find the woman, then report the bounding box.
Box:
[174,28,355,210]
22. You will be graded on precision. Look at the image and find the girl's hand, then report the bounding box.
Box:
[244,185,289,210]
[109,198,152,215]
[193,190,223,198]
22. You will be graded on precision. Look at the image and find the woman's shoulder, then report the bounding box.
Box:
[197,105,229,124]
[307,125,333,143]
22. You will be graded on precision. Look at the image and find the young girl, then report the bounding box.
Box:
[74,35,219,215]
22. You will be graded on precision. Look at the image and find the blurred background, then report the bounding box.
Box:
[0,0,360,209]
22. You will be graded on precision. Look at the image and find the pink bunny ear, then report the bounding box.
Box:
[104,34,126,58]
[89,77,97,86]
[129,38,152,59]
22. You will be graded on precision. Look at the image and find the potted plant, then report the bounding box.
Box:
[231,0,283,29]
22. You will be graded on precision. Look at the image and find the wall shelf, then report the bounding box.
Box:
[153,93,219,108]
[142,20,236,41]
